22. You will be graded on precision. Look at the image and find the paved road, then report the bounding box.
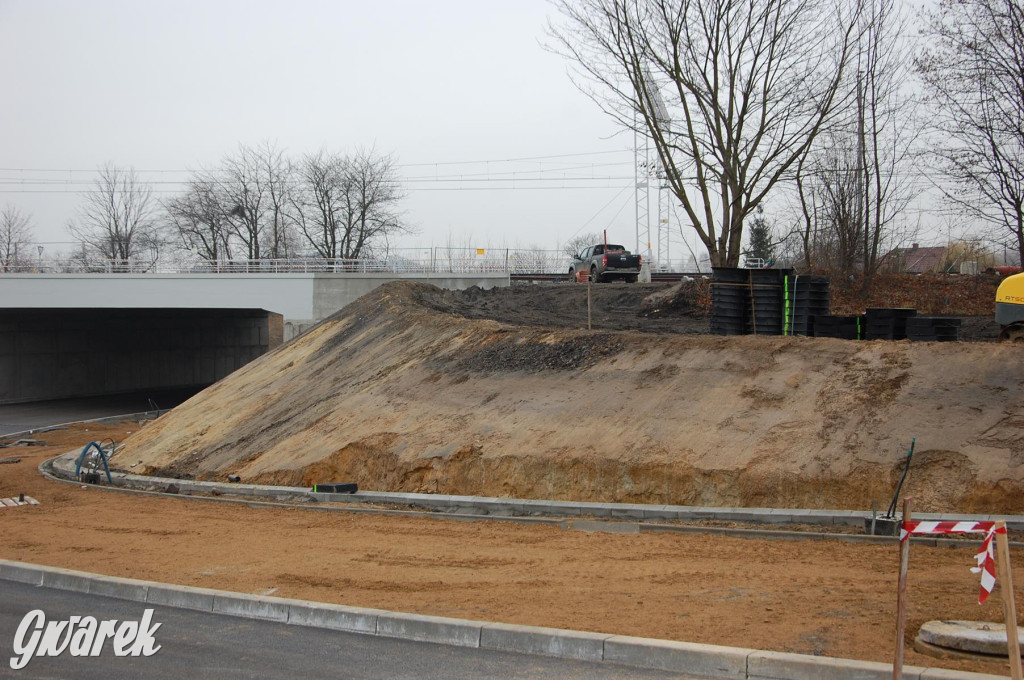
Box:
[0,582,696,679]
[0,388,203,436]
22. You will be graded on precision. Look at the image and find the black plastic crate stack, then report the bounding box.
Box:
[710,267,792,336]
[709,268,749,335]
[811,315,865,339]
[747,268,786,335]
[906,317,961,342]
[782,274,829,336]
[864,308,917,340]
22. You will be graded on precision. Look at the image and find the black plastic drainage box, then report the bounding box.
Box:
[312,483,358,494]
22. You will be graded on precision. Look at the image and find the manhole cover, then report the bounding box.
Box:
[918,620,1024,657]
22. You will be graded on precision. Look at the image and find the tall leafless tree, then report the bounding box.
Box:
[550,0,860,267]
[66,163,161,265]
[918,0,1024,266]
[212,141,295,261]
[797,138,866,273]
[292,148,407,260]
[0,204,34,272]
[164,181,233,263]
[292,150,349,259]
[854,0,919,291]
[340,149,407,259]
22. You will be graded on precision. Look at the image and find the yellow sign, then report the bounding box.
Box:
[476,249,486,256]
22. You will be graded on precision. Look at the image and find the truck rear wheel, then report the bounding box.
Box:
[590,266,601,284]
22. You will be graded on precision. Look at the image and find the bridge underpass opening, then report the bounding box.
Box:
[0,308,283,405]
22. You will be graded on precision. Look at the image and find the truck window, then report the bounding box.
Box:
[607,244,626,253]
[593,245,603,255]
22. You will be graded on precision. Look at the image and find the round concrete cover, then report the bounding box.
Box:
[919,620,1024,656]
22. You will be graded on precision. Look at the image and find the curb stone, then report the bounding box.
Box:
[0,559,1005,680]
[43,451,1024,536]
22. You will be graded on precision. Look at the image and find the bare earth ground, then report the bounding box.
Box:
[120,282,1024,514]
[0,425,1020,675]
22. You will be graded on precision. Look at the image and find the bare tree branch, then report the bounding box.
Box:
[549,0,860,267]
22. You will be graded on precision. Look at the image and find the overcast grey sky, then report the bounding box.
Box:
[1,0,669,256]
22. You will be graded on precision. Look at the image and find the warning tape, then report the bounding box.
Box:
[902,520,1006,603]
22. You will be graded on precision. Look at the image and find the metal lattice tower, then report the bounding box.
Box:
[634,120,652,261]
[640,70,672,271]
[657,176,671,271]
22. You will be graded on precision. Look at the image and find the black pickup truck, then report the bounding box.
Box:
[569,243,643,283]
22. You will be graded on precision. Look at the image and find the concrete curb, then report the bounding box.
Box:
[0,409,167,439]
[0,559,1005,680]
[44,451,1024,534]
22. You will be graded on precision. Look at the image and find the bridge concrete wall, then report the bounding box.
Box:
[0,272,505,403]
[0,272,508,339]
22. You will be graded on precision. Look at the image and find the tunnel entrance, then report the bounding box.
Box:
[0,308,283,405]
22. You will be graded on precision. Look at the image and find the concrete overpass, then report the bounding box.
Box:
[0,272,508,404]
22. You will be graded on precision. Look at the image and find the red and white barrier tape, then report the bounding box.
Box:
[901,520,1006,604]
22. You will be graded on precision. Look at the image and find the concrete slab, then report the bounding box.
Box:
[569,520,640,535]
[146,584,217,612]
[286,602,379,634]
[480,622,611,662]
[376,612,482,648]
[604,635,753,677]
[0,559,44,585]
[88,575,150,602]
[609,504,648,519]
[40,568,93,593]
[748,650,922,679]
[212,593,289,622]
[640,505,677,520]
[582,502,618,517]
[919,669,1007,679]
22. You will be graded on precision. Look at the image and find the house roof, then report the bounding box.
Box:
[881,246,947,274]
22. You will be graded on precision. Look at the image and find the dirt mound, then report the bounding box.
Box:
[121,281,1024,513]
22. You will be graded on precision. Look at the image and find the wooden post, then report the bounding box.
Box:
[893,498,912,680]
[587,275,592,332]
[996,521,1023,680]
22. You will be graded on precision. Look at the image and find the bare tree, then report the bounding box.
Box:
[292,148,407,260]
[164,181,232,263]
[292,150,349,259]
[917,0,1024,266]
[562,232,603,258]
[340,149,407,259]
[790,0,918,285]
[854,0,920,291]
[213,142,295,261]
[0,204,34,272]
[550,0,860,267]
[66,163,160,265]
[797,139,865,273]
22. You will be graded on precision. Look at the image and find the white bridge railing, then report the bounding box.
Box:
[1,248,578,276]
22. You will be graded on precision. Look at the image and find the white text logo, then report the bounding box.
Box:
[10,608,162,670]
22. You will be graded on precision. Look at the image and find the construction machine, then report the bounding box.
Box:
[997,271,1024,341]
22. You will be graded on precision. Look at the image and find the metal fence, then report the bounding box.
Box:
[1,248,578,276]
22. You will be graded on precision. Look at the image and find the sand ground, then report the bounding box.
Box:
[1,423,1020,676]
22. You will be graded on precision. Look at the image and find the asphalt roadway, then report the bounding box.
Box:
[0,388,204,436]
[0,581,698,679]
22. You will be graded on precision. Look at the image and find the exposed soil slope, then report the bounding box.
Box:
[122,281,1024,513]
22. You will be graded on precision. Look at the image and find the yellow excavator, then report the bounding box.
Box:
[997,271,1024,341]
